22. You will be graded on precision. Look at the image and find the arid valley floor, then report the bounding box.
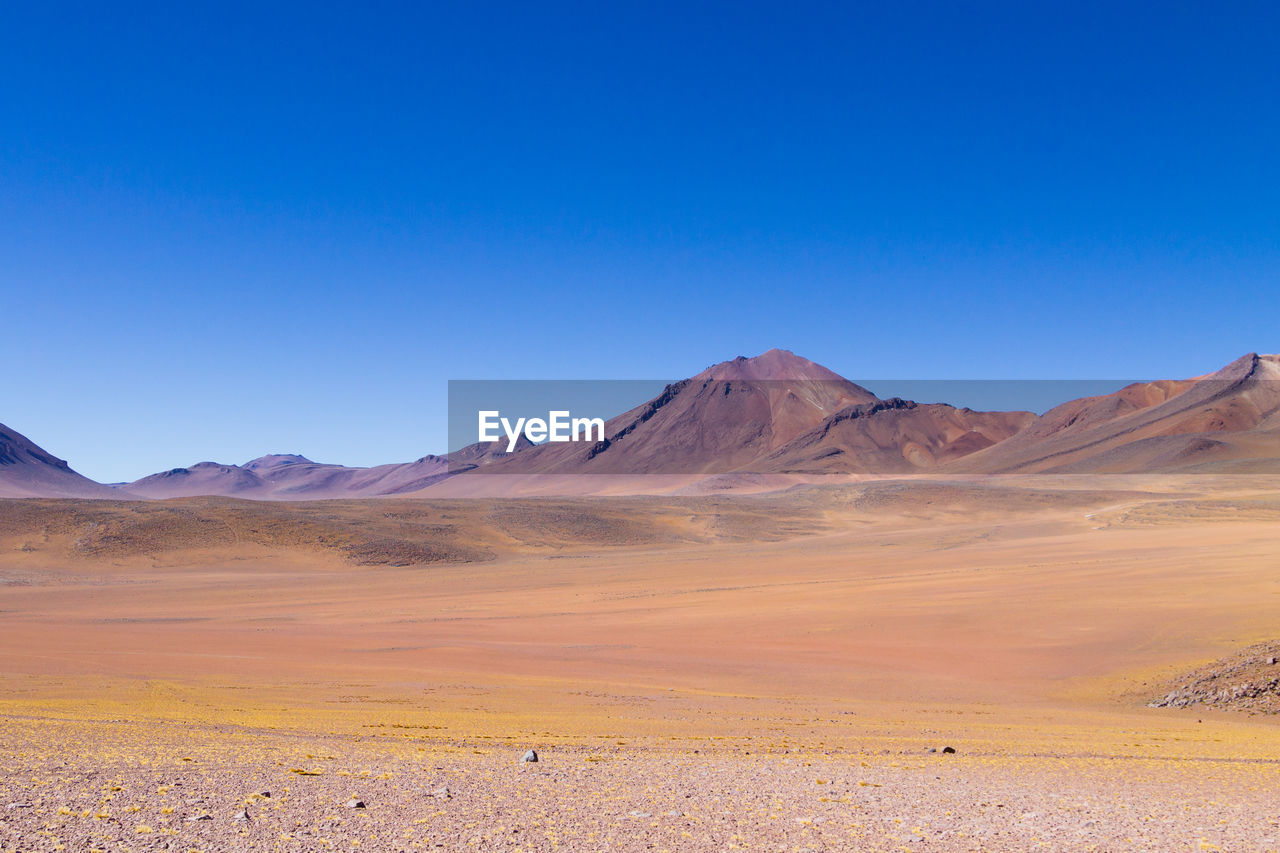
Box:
[3,476,1280,851]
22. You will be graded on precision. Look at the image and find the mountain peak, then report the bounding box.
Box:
[702,348,852,383]
[244,454,315,471]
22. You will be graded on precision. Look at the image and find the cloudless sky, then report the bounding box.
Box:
[2,2,1277,481]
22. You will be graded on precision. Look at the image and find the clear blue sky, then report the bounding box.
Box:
[2,2,1277,482]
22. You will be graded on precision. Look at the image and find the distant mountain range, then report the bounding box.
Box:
[2,349,1277,499]
[120,453,453,500]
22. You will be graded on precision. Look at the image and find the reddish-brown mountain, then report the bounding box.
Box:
[755,399,1035,474]
[457,349,879,475]
[950,353,1280,474]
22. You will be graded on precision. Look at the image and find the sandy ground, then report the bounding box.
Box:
[3,475,1280,850]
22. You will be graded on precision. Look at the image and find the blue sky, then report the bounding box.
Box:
[2,2,1277,481]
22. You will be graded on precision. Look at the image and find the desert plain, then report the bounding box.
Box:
[3,475,1280,851]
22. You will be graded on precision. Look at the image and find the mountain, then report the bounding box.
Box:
[123,454,450,500]
[6,350,1278,500]
[454,349,880,475]
[950,353,1280,474]
[754,399,1036,474]
[0,422,126,498]
[448,349,1280,481]
[125,461,265,498]
[243,454,315,472]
